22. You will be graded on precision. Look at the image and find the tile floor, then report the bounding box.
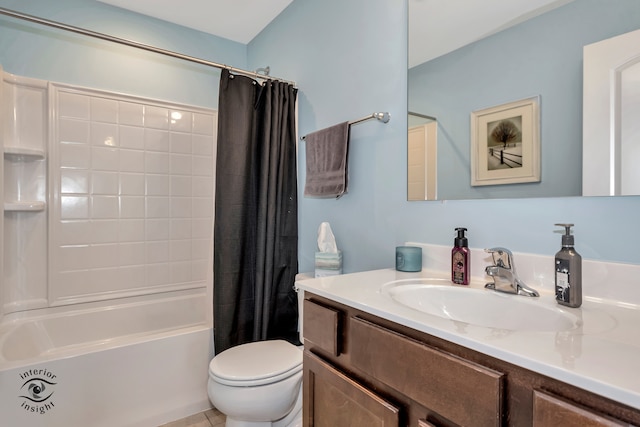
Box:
[159,408,225,427]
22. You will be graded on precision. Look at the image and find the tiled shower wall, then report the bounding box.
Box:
[48,84,216,305]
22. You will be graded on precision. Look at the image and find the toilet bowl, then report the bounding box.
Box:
[208,276,309,427]
[207,339,303,427]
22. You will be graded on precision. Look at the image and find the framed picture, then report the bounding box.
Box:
[470,96,540,186]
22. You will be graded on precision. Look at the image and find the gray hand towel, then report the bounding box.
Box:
[304,121,350,198]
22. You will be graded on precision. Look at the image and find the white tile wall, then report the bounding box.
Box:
[58,92,90,119]
[50,84,216,304]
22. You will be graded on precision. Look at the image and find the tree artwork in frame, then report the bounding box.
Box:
[470,96,540,186]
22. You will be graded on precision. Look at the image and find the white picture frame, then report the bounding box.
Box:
[470,96,541,186]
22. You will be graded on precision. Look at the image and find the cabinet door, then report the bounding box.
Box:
[303,299,342,356]
[350,317,503,427]
[533,390,629,427]
[304,350,401,427]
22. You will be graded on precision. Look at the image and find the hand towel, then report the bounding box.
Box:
[304,121,350,198]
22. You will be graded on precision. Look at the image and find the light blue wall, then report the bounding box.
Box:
[409,0,640,200]
[249,0,409,273]
[2,0,639,274]
[251,0,640,271]
[0,0,245,108]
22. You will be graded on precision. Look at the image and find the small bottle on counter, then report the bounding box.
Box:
[451,227,469,285]
[554,223,582,308]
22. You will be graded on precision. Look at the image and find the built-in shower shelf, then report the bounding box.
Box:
[4,147,46,160]
[4,201,46,212]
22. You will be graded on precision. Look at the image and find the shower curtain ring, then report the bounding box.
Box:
[255,66,270,76]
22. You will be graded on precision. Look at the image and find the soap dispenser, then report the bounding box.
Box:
[451,227,469,285]
[554,223,582,308]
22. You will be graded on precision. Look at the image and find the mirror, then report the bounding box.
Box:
[407,0,640,200]
[583,27,640,197]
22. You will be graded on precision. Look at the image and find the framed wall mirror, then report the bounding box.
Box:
[407,0,640,201]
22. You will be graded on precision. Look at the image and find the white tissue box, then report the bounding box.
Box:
[315,251,343,277]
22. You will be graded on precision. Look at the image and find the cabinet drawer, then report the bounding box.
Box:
[533,390,630,427]
[303,299,342,356]
[304,350,401,427]
[350,317,503,427]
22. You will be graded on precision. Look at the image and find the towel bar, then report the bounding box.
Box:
[300,112,391,140]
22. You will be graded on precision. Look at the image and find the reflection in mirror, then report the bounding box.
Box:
[408,112,437,201]
[408,0,640,201]
[583,28,640,197]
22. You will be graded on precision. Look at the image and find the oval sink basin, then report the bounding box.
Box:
[381,279,580,331]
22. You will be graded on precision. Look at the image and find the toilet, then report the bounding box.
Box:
[207,284,306,427]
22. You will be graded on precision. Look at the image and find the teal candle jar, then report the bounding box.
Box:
[395,246,422,272]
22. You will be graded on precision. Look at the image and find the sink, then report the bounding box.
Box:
[381,279,580,331]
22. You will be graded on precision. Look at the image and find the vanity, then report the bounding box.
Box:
[296,267,640,426]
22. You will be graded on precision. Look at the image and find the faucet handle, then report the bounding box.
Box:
[484,247,514,270]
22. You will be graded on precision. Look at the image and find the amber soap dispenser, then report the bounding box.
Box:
[451,227,469,285]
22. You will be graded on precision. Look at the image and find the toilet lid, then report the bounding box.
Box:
[209,340,303,386]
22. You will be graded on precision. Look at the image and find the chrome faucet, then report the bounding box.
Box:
[484,247,539,297]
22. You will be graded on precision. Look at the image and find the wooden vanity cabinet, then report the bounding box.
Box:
[349,316,503,427]
[304,350,401,426]
[532,391,630,427]
[302,294,640,427]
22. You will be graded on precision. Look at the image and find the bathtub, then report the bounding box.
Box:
[0,289,213,427]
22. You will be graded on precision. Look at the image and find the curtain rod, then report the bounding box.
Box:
[0,7,296,86]
[408,111,437,121]
[300,112,391,140]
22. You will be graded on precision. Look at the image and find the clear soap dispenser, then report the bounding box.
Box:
[554,223,582,308]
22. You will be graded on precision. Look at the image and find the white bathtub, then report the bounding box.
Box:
[0,289,213,427]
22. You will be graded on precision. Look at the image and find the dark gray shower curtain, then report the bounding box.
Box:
[214,69,299,355]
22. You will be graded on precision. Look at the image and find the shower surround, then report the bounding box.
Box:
[1,69,216,426]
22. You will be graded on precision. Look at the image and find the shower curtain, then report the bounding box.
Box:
[214,69,299,354]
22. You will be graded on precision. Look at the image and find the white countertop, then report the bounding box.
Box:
[295,268,640,410]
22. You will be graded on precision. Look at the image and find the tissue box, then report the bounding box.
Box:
[315,251,343,277]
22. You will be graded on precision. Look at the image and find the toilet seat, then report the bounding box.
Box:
[209,339,302,387]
